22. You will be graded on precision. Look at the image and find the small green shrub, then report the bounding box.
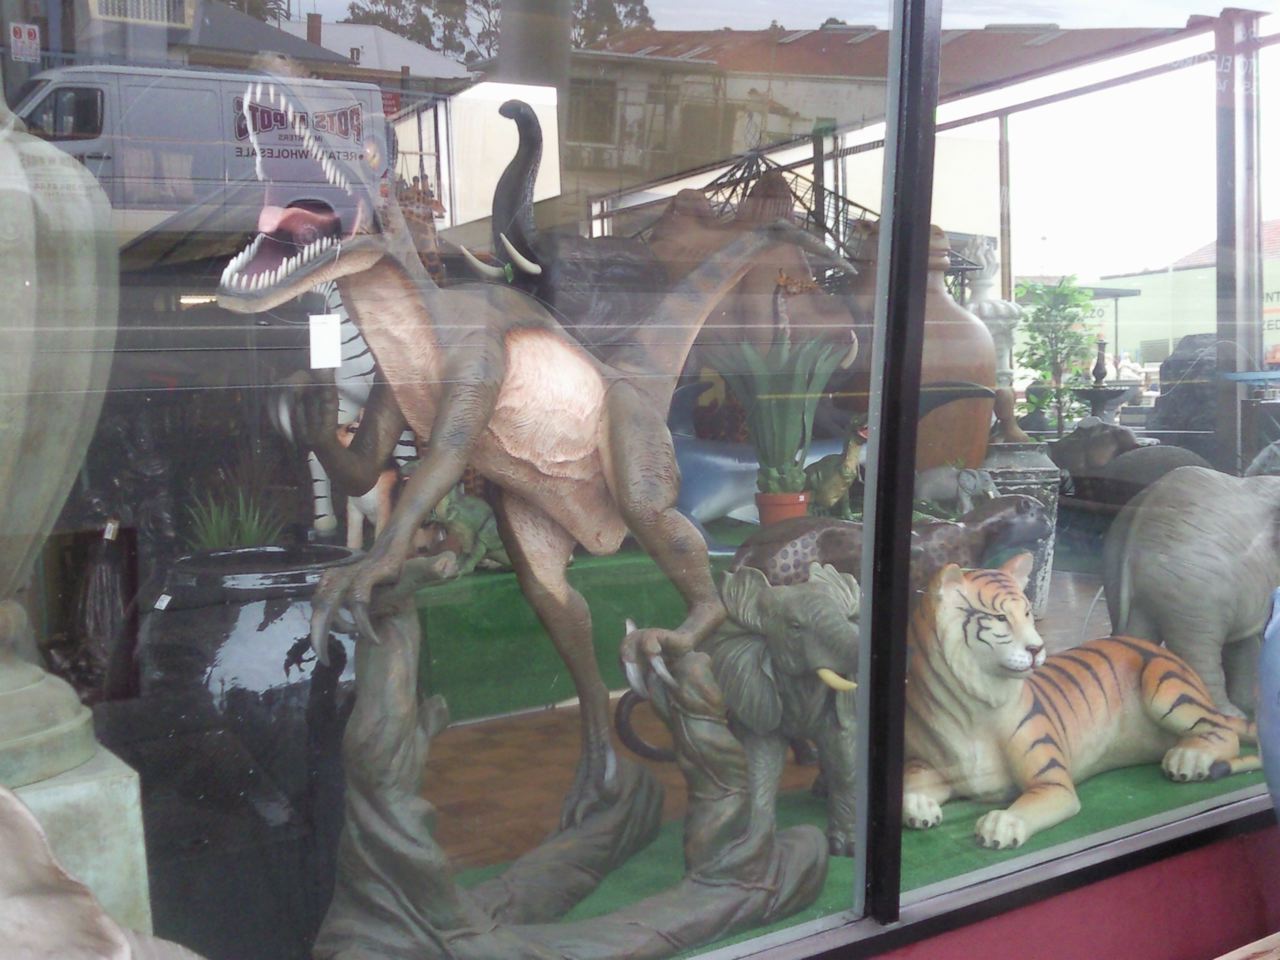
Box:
[186,490,286,551]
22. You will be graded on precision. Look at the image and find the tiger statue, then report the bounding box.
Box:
[903,553,1261,849]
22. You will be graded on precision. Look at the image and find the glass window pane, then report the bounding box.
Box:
[897,0,1274,910]
[2,1,905,957]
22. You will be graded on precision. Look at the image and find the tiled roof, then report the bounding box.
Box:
[1170,220,1280,269]
[276,20,472,79]
[591,23,1187,96]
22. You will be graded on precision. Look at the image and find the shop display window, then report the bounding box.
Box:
[3,2,1279,959]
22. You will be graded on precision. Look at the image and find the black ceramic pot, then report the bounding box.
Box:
[98,543,361,960]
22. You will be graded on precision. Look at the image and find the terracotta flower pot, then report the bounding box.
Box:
[755,491,809,526]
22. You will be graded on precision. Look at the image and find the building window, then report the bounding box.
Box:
[568,78,617,144]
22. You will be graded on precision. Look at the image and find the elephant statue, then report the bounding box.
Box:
[1102,465,1280,716]
[618,561,861,855]
[914,465,998,516]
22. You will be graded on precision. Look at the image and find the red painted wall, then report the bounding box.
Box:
[882,827,1280,960]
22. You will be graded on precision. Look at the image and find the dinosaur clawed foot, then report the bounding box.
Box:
[559,741,622,830]
[310,542,408,662]
[620,619,691,699]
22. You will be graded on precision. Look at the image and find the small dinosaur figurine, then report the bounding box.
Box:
[428,487,511,576]
[804,429,865,518]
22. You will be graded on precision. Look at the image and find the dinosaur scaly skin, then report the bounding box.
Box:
[215,69,849,827]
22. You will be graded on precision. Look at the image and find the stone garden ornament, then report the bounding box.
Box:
[0,74,117,786]
[215,65,854,834]
[314,561,829,958]
[617,562,861,855]
[1102,465,1280,716]
[903,555,1260,849]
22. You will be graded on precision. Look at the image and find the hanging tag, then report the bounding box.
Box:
[309,314,342,369]
[154,594,171,611]
[103,519,119,541]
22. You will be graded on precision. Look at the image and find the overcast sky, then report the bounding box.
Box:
[299,0,1278,32]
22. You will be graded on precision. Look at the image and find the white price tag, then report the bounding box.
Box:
[103,519,120,541]
[309,314,342,369]
[154,594,171,611]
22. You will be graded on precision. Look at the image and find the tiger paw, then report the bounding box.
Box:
[903,793,943,830]
[1162,746,1215,782]
[975,810,1027,849]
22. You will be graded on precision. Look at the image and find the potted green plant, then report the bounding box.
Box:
[709,333,845,525]
[1015,276,1096,439]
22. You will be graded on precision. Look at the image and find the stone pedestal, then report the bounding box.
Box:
[15,747,151,934]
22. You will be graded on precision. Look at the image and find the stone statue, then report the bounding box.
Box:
[960,236,1021,389]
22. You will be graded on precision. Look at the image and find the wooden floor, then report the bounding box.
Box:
[423,570,1113,870]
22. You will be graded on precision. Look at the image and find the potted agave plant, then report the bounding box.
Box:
[710,333,845,526]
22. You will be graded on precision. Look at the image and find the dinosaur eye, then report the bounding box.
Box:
[990,613,1008,623]
[788,618,803,630]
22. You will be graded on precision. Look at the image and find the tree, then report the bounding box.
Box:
[345,0,654,60]
[346,0,440,50]
[235,0,288,23]
[1015,276,1097,438]
[573,0,654,47]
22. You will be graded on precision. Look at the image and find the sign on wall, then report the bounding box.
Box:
[10,23,40,63]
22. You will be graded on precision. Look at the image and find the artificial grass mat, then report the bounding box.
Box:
[415,524,755,722]
[457,763,1264,955]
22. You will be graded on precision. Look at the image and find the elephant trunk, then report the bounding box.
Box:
[493,99,542,264]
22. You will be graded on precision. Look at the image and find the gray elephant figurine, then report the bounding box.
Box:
[618,561,860,855]
[1102,465,1280,716]
[914,465,998,516]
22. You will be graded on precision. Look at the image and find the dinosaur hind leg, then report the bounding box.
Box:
[605,382,726,661]
[494,490,621,829]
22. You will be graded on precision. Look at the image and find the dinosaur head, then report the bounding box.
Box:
[218,74,393,314]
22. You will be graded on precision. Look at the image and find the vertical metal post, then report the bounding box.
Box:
[1215,10,1263,471]
[998,113,1013,302]
[856,0,943,925]
[497,0,572,148]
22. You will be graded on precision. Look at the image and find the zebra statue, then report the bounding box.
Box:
[274,282,418,545]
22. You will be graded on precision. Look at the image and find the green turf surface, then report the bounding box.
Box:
[414,524,755,721]
[457,764,1264,956]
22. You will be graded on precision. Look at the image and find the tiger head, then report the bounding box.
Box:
[923,553,1045,706]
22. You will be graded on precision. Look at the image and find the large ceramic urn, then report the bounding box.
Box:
[850,223,997,471]
[0,76,118,783]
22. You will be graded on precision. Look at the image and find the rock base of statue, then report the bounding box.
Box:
[315,558,827,960]
[16,745,151,933]
[982,442,1060,617]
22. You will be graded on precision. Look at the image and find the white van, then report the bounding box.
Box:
[14,65,392,243]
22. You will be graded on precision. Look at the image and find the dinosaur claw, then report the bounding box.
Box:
[353,602,380,644]
[624,660,648,698]
[650,654,677,689]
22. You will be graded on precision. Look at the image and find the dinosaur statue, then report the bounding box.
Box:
[803,430,865,518]
[215,69,852,826]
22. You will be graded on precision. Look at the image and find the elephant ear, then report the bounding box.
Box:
[710,633,782,736]
[720,566,773,634]
[805,563,860,617]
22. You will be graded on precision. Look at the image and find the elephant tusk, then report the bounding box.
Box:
[456,243,507,280]
[500,233,543,276]
[816,667,857,692]
[839,329,859,369]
